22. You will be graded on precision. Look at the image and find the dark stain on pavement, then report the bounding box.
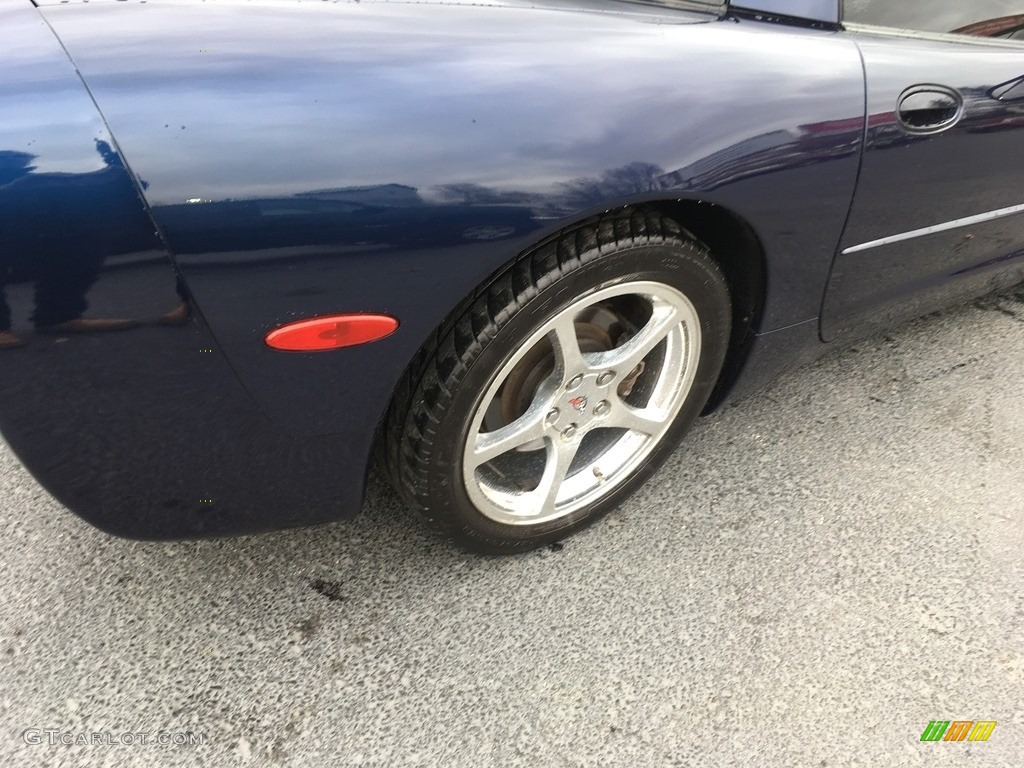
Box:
[309,578,345,602]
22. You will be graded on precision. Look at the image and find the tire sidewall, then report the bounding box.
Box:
[426,241,730,552]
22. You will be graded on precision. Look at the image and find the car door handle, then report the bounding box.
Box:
[897,85,964,134]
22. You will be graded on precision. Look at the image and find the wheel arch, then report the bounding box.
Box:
[500,198,768,413]
[374,197,768,482]
[651,199,767,412]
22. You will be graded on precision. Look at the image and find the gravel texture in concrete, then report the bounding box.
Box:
[1,290,1022,767]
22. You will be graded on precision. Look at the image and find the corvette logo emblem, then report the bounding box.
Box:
[568,395,588,412]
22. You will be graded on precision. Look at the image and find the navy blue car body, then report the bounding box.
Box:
[1,0,1022,539]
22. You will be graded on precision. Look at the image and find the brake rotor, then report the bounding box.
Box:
[500,321,613,426]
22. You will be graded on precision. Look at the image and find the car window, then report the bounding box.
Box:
[844,1,1024,39]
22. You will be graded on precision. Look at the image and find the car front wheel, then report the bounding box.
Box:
[381,207,731,553]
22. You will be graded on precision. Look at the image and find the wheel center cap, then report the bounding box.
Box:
[567,394,588,413]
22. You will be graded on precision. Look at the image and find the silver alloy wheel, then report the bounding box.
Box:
[462,280,702,526]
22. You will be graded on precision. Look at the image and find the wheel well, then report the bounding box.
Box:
[478,199,766,412]
[495,199,766,412]
[652,200,766,411]
[379,200,764,443]
[373,199,766,481]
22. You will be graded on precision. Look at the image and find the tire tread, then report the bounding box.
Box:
[379,206,724,541]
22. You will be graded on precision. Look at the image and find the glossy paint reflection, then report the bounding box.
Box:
[0,5,172,348]
[824,32,1024,340]
[43,0,867,439]
[0,140,179,345]
[0,3,361,538]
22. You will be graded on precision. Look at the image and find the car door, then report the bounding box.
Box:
[822,2,1024,341]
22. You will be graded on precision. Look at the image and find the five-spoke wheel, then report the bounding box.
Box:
[381,208,731,553]
[463,281,702,526]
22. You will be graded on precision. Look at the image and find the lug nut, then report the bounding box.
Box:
[567,374,584,390]
[546,408,560,424]
[593,400,610,417]
[597,371,616,386]
[561,424,578,440]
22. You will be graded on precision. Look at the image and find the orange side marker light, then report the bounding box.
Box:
[265,313,398,351]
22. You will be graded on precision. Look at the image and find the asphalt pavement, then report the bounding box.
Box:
[1,289,1022,768]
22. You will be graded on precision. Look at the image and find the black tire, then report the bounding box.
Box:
[380,207,731,553]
